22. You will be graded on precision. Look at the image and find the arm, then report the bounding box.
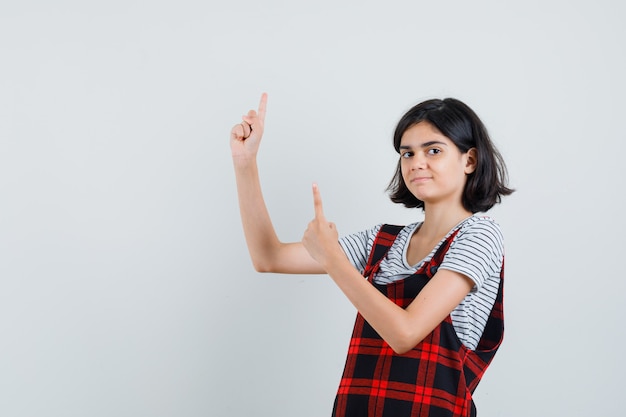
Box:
[230,93,325,274]
[303,184,474,354]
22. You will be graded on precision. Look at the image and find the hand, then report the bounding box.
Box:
[230,93,267,163]
[302,183,342,268]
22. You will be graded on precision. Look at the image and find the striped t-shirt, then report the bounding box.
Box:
[338,215,504,350]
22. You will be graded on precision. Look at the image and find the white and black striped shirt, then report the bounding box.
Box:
[338,215,504,350]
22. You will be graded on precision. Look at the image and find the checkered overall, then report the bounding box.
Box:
[332,224,504,417]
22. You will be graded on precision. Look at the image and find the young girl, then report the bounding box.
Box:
[230,93,513,417]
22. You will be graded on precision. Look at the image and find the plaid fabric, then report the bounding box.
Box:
[332,224,504,417]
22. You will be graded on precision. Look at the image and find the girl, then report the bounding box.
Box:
[230,93,513,417]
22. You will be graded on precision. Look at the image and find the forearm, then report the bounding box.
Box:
[322,252,418,354]
[233,159,282,272]
[322,250,472,354]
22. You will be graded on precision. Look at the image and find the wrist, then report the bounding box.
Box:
[321,244,350,273]
[232,154,258,171]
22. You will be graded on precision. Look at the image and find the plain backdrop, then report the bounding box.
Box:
[1,1,624,416]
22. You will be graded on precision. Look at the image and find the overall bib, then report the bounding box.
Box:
[332,224,504,417]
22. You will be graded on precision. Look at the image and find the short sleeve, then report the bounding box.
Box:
[339,224,382,274]
[439,217,504,290]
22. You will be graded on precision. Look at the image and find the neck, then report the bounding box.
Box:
[419,202,473,239]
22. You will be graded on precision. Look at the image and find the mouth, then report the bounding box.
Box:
[410,177,431,183]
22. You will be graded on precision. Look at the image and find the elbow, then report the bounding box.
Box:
[251,254,282,273]
[389,342,414,356]
[248,244,283,273]
[251,259,274,273]
[387,329,422,355]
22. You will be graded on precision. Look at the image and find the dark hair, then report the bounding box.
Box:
[387,98,514,213]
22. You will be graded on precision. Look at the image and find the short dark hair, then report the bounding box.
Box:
[387,98,514,213]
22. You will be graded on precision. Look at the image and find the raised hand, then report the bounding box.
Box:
[302,183,342,268]
[230,93,267,163]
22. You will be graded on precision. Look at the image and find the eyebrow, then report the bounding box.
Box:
[399,140,448,150]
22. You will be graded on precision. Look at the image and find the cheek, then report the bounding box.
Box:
[400,161,410,180]
[454,168,470,187]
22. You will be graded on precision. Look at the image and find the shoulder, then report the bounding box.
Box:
[455,216,504,249]
[338,224,383,266]
[340,222,420,275]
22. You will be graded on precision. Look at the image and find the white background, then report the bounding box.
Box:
[1,1,624,416]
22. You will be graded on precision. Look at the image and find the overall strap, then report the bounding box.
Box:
[363,224,404,280]
[423,227,462,278]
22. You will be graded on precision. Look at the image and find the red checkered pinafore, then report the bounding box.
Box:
[332,224,504,417]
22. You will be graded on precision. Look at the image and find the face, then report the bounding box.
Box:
[399,121,476,209]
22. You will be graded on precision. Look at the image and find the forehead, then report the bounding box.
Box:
[400,121,453,147]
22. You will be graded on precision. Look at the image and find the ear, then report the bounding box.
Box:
[464,148,477,175]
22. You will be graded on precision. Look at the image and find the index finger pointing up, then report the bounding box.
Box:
[312,183,325,220]
[257,92,268,123]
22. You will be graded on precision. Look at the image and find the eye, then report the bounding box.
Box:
[427,148,441,155]
[400,151,413,159]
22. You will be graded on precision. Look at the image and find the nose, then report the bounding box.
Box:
[410,151,427,170]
